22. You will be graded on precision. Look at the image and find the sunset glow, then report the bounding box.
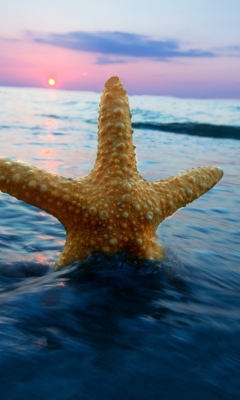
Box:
[0,1,239,98]
[48,78,56,87]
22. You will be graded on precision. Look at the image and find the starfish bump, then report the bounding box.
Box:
[0,77,223,268]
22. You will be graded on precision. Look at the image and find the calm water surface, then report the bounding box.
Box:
[0,87,239,399]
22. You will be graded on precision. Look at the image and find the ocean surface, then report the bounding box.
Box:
[0,85,240,399]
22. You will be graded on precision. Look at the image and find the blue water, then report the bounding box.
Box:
[0,86,240,399]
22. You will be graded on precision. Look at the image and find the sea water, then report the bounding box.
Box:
[0,86,240,399]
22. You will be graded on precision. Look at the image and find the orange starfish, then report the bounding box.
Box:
[0,77,223,268]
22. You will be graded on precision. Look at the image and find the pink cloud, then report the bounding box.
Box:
[0,37,240,98]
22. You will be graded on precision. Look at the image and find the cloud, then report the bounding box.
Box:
[214,45,240,57]
[96,55,128,65]
[27,31,216,63]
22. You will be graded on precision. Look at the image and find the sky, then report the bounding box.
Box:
[1,0,240,98]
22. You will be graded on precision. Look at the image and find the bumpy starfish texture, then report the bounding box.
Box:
[0,77,223,268]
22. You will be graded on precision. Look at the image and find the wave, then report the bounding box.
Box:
[132,122,240,140]
[37,113,62,119]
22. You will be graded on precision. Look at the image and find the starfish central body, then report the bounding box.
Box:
[0,77,223,268]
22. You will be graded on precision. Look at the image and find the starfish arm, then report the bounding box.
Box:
[152,166,223,221]
[93,76,138,180]
[0,158,83,226]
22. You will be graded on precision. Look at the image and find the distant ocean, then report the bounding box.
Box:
[0,86,240,400]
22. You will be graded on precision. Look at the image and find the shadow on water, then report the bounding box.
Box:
[0,254,188,361]
[0,250,188,355]
[60,251,188,345]
[0,251,239,400]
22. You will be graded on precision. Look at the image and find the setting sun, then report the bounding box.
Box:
[48,78,56,87]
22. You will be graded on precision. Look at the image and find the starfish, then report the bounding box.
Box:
[0,76,223,268]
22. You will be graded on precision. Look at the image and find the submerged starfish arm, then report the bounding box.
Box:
[0,158,84,227]
[152,166,223,222]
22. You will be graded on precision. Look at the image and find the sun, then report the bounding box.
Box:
[48,78,56,87]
